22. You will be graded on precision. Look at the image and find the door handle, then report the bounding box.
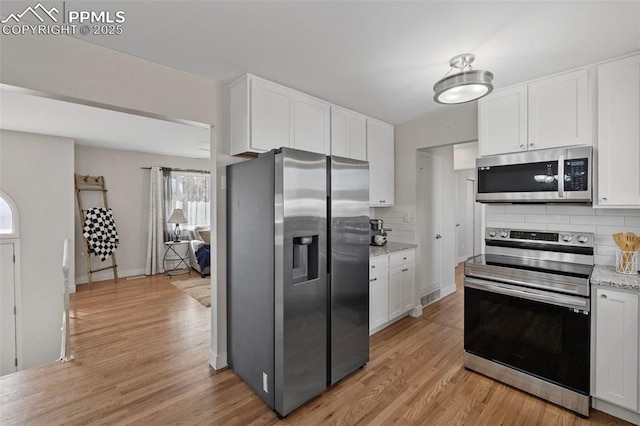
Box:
[435,234,442,239]
[557,154,565,198]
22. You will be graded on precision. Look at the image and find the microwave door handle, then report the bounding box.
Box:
[557,154,565,198]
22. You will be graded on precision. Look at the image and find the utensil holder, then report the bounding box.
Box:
[615,249,638,274]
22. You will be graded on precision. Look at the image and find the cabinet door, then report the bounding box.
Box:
[401,264,416,312]
[331,107,349,158]
[528,69,589,150]
[333,108,367,161]
[597,54,640,207]
[478,85,528,156]
[293,94,330,155]
[367,119,394,206]
[369,273,388,331]
[388,267,403,320]
[595,288,639,411]
[347,112,367,161]
[250,78,293,152]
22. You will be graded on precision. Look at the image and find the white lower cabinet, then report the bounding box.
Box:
[594,287,639,412]
[369,249,416,334]
[369,256,389,331]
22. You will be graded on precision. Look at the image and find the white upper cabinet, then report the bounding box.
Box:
[293,94,330,155]
[479,69,590,156]
[597,54,640,207]
[367,119,395,206]
[250,78,294,152]
[479,85,528,156]
[231,75,329,156]
[330,107,367,161]
[528,69,589,150]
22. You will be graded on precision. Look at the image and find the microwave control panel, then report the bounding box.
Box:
[564,158,588,191]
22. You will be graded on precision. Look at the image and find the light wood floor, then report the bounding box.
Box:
[0,267,632,425]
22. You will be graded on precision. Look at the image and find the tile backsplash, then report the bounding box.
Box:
[486,205,640,266]
[371,205,416,244]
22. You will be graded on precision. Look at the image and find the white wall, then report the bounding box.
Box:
[74,145,211,283]
[388,104,478,299]
[395,103,478,206]
[453,142,478,170]
[0,130,75,370]
[486,204,640,267]
[0,33,231,368]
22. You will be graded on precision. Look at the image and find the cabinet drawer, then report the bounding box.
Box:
[389,250,415,268]
[370,256,388,275]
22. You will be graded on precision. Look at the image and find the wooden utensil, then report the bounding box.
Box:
[634,236,640,252]
[624,232,636,251]
[613,232,626,250]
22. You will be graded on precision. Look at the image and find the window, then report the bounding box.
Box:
[0,191,18,238]
[166,170,210,229]
[0,197,13,234]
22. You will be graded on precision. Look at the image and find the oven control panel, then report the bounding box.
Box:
[485,228,593,248]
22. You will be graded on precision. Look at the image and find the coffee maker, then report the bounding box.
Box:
[370,219,391,246]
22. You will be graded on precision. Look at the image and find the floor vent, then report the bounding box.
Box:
[421,289,441,307]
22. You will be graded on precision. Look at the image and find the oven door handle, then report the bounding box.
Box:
[465,277,590,311]
[557,154,565,198]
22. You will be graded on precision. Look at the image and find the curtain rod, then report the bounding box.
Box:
[140,167,210,174]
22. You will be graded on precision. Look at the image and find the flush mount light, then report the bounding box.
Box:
[433,53,494,104]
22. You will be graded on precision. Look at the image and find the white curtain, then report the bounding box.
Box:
[145,166,166,275]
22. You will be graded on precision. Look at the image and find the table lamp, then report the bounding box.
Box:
[168,208,187,242]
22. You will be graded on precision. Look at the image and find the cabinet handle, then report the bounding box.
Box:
[601,198,607,202]
[371,265,375,268]
[379,200,386,203]
[520,144,526,149]
[369,278,377,282]
[600,293,607,299]
[529,142,535,147]
[402,268,409,272]
[403,257,407,260]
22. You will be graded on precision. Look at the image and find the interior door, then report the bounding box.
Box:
[417,153,441,295]
[0,243,16,375]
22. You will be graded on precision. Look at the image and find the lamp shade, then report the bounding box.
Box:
[168,208,187,224]
[433,53,494,105]
[433,70,494,104]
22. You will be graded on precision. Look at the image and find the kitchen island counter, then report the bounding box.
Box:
[370,242,417,258]
[591,265,640,293]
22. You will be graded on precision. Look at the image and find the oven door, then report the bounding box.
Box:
[464,277,590,394]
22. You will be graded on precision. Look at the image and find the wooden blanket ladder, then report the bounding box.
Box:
[75,174,119,289]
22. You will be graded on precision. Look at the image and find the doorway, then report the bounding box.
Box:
[455,170,475,263]
[0,242,16,376]
[416,151,442,301]
[0,191,20,376]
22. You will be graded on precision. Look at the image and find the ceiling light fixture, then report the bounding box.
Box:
[433,53,494,104]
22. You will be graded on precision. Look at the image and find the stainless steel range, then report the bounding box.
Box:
[464,227,594,417]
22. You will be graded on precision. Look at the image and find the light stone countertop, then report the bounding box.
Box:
[591,265,640,293]
[370,242,417,258]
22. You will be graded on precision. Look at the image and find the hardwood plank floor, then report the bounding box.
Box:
[0,267,632,425]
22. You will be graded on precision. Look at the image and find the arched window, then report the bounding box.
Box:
[0,191,19,238]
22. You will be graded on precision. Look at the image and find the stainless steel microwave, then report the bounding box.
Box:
[476,146,592,203]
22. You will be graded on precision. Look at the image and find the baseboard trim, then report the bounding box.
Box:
[209,350,228,370]
[592,397,640,424]
[440,284,456,299]
[76,267,146,285]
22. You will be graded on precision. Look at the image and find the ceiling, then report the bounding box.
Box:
[0,89,211,158]
[12,0,637,125]
[0,1,638,158]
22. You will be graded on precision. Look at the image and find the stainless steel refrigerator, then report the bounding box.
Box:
[227,148,369,417]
